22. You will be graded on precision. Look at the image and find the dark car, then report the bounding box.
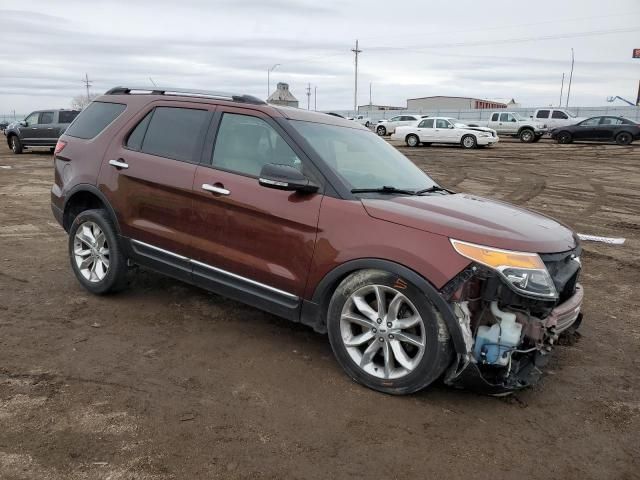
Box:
[551,116,640,145]
[51,86,583,395]
[5,109,80,153]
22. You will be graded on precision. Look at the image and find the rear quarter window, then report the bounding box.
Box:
[65,102,126,139]
[59,111,80,123]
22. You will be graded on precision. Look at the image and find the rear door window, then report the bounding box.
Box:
[39,112,54,124]
[536,110,550,119]
[126,112,153,151]
[140,107,209,163]
[551,110,568,119]
[65,102,126,139]
[418,119,434,128]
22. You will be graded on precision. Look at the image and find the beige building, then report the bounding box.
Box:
[406,96,507,111]
[267,82,299,108]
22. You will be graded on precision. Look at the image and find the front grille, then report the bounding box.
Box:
[540,247,582,303]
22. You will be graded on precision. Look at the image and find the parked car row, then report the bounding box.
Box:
[375,110,639,147]
[4,109,79,153]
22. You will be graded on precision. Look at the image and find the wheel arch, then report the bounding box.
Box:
[301,258,467,354]
[63,185,120,234]
[517,126,535,135]
[6,132,17,148]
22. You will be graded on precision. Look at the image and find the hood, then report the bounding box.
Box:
[460,126,495,134]
[361,193,576,253]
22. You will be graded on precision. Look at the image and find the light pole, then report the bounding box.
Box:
[267,64,280,100]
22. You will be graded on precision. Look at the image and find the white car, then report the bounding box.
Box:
[375,114,426,136]
[347,115,372,127]
[391,117,499,149]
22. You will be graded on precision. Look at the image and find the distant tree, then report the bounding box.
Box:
[71,93,99,110]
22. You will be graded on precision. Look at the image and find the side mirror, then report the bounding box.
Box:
[20,121,27,127]
[259,163,318,193]
[448,125,454,129]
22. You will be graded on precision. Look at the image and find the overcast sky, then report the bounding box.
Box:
[1,0,639,116]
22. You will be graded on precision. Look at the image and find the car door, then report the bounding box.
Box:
[499,113,518,134]
[190,107,323,317]
[100,102,214,281]
[434,118,456,142]
[549,110,569,128]
[35,111,56,145]
[536,109,551,127]
[416,118,434,142]
[386,116,402,133]
[573,117,601,140]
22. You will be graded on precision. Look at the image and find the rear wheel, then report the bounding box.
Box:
[376,125,387,136]
[519,129,535,143]
[406,134,420,147]
[461,135,477,149]
[616,132,633,145]
[68,209,128,295]
[327,269,453,395]
[557,131,572,144]
[10,136,22,154]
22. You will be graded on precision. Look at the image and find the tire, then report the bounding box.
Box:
[327,269,453,395]
[461,135,477,149]
[519,129,535,143]
[10,135,22,154]
[616,132,633,145]
[557,131,572,144]
[406,134,420,147]
[68,209,128,295]
[376,125,387,136]
[365,121,370,128]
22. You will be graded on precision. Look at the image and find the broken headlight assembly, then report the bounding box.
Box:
[450,239,558,300]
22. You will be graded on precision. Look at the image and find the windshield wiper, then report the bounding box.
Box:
[351,186,418,195]
[414,185,450,195]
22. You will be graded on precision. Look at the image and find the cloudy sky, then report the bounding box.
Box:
[1,0,639,116]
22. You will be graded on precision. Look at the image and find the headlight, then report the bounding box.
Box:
[450,239,558,299]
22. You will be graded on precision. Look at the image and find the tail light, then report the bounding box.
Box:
[54,140,67,155]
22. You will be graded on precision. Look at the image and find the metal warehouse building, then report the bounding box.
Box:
[406,96,509,110]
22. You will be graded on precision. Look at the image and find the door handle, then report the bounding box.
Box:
[109,159,129,169]
[47,127,53,130]
[202,183,230,195]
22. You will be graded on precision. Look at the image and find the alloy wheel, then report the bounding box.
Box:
[339,284,426,379]
[463,136,475,148]
[73,221,110,282]
[407,135,419,147]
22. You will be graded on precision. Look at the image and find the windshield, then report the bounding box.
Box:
[290,120,436,192]
[512,112,526,121]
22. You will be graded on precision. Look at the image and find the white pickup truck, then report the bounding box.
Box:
[468,112,547,143]
[531,108,584,129]
[348,115,372,127]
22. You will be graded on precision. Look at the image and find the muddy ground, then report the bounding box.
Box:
[0,137,638,479]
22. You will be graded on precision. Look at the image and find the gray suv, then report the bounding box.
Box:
[5,109,80,154]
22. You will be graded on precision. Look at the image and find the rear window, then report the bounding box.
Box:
[536,110,550,119]
[65,102,126,139]
[59,111,79,123]
[139,107,209,163]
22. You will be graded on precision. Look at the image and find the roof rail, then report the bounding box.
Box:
[104,86,266,105]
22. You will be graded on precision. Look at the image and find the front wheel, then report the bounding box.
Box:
[10,136,22,154]
[327,269,453,395]
[406,134,420,147]
[519,129,535,143]
[376,125,387,136]
[461,135,477,149]
[68,209,128,295]
[616,132,633,145]
[557,131,572,144]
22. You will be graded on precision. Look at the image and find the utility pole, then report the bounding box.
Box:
[559,73,565,107]
[306,83,311,110]
[83,73,92,103]
[267,64,280,100]
[314,86,317,111]
[565,48,574,108]
[351,40,362,116]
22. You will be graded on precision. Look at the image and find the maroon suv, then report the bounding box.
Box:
[51,87,583,395]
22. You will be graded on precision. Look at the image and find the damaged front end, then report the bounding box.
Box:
[441,240,583,394]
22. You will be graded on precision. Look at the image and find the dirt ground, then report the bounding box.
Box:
[0,136,639,480]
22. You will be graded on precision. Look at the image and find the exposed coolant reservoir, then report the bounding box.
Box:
[473,302,522,366]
